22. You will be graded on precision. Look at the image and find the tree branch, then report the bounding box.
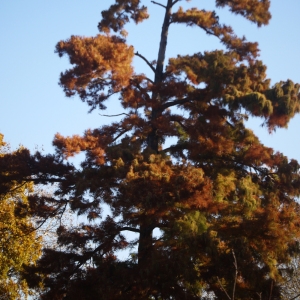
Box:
[69,226,137,276]
[99,113,130,117]
[112,128,131,143]
[151,1,166,9]
[161,92,206,110]
[290,293,300,300]
[199,25,220,39]
[171,119,188,131]
[132,79,152,101]
[171,0,180,7]
[161,142,188,154]
[7,182,27,194]
[142,77,154,84]
[135,52,156,73]
[119,227,140,233]
[161,97,192,110]
[217,276,232,300]
[18,200,69,237]
[268,280,273,300]
[232,249,238,300]
[161,144,272,179]
[26,177,66,183]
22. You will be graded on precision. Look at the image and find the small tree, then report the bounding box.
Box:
[24,1,300,299]
[0,134,42,299]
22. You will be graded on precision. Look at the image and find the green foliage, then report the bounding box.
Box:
[17,1,300,299]
[0,135,42,299]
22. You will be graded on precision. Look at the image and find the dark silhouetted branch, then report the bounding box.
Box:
[135,52,156,73]
[151,1,166,9]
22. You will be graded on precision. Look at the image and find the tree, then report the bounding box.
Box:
[278,245,300,300]
[0,134,42,299]
[23,1,300,299]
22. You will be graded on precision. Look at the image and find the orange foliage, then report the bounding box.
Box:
[21,1,300,299]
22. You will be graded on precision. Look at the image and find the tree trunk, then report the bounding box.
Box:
[138,0,172,269]
[138,223,154,267]
[147,0,172,153]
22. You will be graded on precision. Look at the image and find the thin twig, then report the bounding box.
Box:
[171,0,181,7]
[174,120,188,131]
[290,293,300,300]
[269,280,273,300]
[99,113,130,117]
[143,77,155,84]
[119,227,140,233]
[232,249,238,300]
[135,51,156,73]
[7,182,27,194]
[161,90,207,109]
[111,129,131,143]
[151,1,166,9]
[217,277,232,300]
[161,97,192,110]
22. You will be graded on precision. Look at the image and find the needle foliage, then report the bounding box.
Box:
[20,1,300,299]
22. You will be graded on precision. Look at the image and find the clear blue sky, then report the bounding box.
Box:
[1,1,300,163]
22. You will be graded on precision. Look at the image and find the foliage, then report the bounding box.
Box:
[0,134,42,299]
[21,1,300,299]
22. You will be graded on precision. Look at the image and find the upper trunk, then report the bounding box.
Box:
[147,0,173,153]
[154,0,172,85]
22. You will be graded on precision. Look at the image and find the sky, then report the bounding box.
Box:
[1,0,300,164]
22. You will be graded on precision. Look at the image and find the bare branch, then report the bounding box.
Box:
[19,200,69,237]
[217,276,232,300]
[7,182,27,194]
[199,25,220,39]
[27,178,66,183]
[119,227,140,233]
[290,293,300,300]
[232,249,238,300]
[171,119,188,131]
[171,0,181,7]
[99,113,130,117]
[131,78,152,101]
[143,77,154,84]
[135,52,156,73]
[112,128,131,143]
[161,142,188,154]
[226,120,235,128]
[151,1,167,9]
[161,92,206,110]
[161,97,192,110]
[269,280,273,300]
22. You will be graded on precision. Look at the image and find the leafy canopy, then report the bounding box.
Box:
[0,134,42,299]
[22,1,300,299]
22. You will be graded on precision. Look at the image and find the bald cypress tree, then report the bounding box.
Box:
[25,1,300,299]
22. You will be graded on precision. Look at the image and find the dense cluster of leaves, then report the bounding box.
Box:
[5,0,300,299]
[0,134,42,299]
